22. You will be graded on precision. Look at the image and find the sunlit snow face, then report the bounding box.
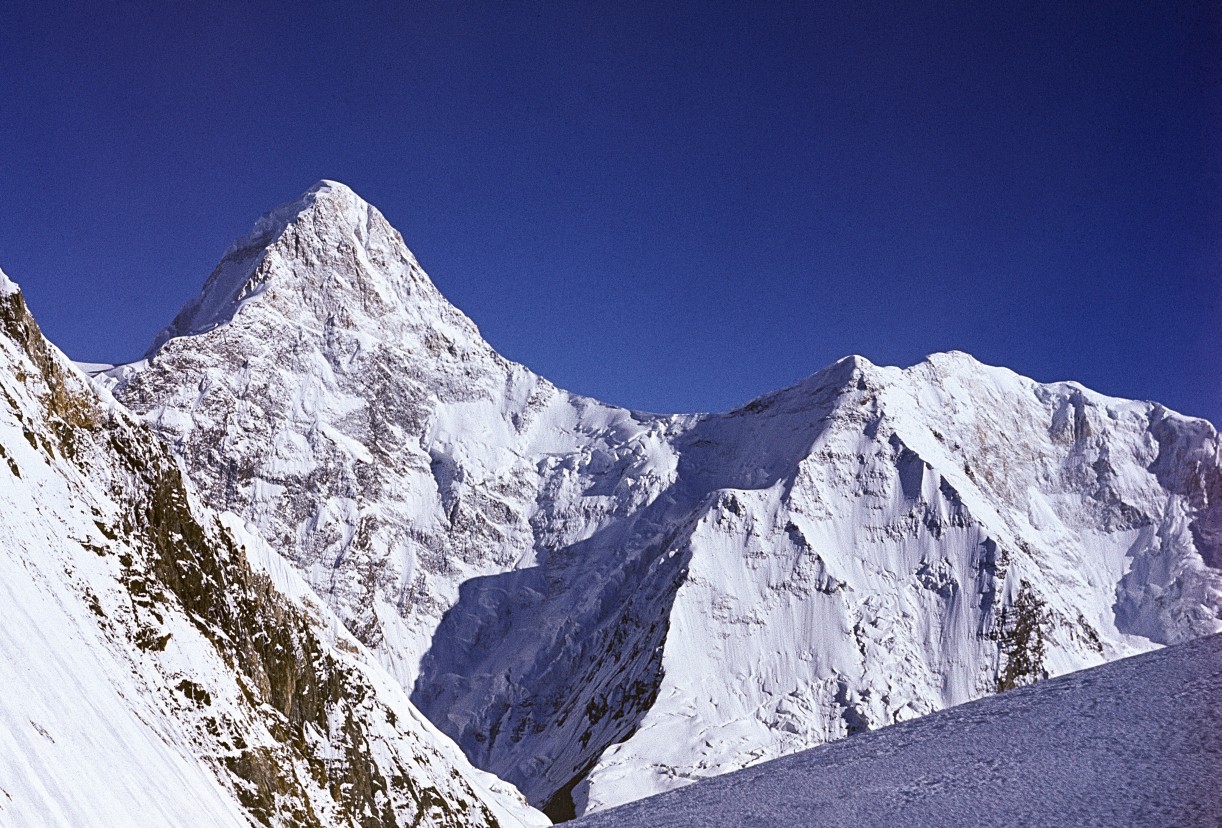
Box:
[95,181,1222,819]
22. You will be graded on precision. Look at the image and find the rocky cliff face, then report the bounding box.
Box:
[104,182,1221,817]
[0,269,545,827]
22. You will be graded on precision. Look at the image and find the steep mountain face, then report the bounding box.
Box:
[104,182,1222,818]
[567,353,1220,813]
[0,270,545,827]
[103,181,684,815]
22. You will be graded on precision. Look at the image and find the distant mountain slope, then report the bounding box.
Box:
[0,269,545,827]
[104,181,1221,817]
[571,632,1222,828]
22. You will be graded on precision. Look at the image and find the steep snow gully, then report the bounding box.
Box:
[19,179,1216,823]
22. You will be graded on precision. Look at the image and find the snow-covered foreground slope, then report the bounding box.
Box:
[104,181,1222,818]
[571,632,1222,827]
[0,272,546,827]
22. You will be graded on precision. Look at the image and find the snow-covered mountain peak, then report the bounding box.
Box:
[105,183,1221,820]
[818,353,878,383]
[921,348,980,366]
[904,350,1174,422]
[741,354,878,408]
[231,178,371,256]
[730,352,1009,413]
[247,178,382,247]
[307,177,358,198]
[144,179,467,357]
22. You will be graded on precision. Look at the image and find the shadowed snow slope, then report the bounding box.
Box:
[104,181,1221,817]
[571,632,1222,828]
[0,274,545,826]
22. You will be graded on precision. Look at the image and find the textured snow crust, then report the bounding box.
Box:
[0,279,545,826]
[572,633,1222,827]
[105,181,1222,816]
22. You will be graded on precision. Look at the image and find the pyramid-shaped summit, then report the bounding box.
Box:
[146,179,459,357]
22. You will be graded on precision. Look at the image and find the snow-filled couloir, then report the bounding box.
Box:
[99,181,1222,818]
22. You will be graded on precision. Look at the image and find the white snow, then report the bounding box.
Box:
[0,334,252,827]
[0,266,18,297]
[143,180,385,355]
[102,180,1222,818]
[72,361,114,374]
[0,266,548,827]
[571,633,1222,827]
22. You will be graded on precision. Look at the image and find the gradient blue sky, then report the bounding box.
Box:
[2,2,1218,422]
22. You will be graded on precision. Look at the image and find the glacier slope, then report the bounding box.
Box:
[571,632,1222,828]
[103,181,1222,817]
[0,269,545,827]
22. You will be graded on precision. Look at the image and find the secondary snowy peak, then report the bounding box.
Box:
[108,183,1222,819]
[146,179,476,356]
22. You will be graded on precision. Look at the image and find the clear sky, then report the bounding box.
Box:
[1,2,1218,423]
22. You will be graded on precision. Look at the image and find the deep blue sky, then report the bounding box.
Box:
[1,2,1218,422]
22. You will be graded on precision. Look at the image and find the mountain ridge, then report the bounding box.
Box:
[121,179,1202,423]
[98,181,1220,818]
[0,276,547,827]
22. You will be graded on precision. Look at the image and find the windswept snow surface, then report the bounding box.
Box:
[571,633,1222,828]
[105,181,1222,817]
[0,274,545,826]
